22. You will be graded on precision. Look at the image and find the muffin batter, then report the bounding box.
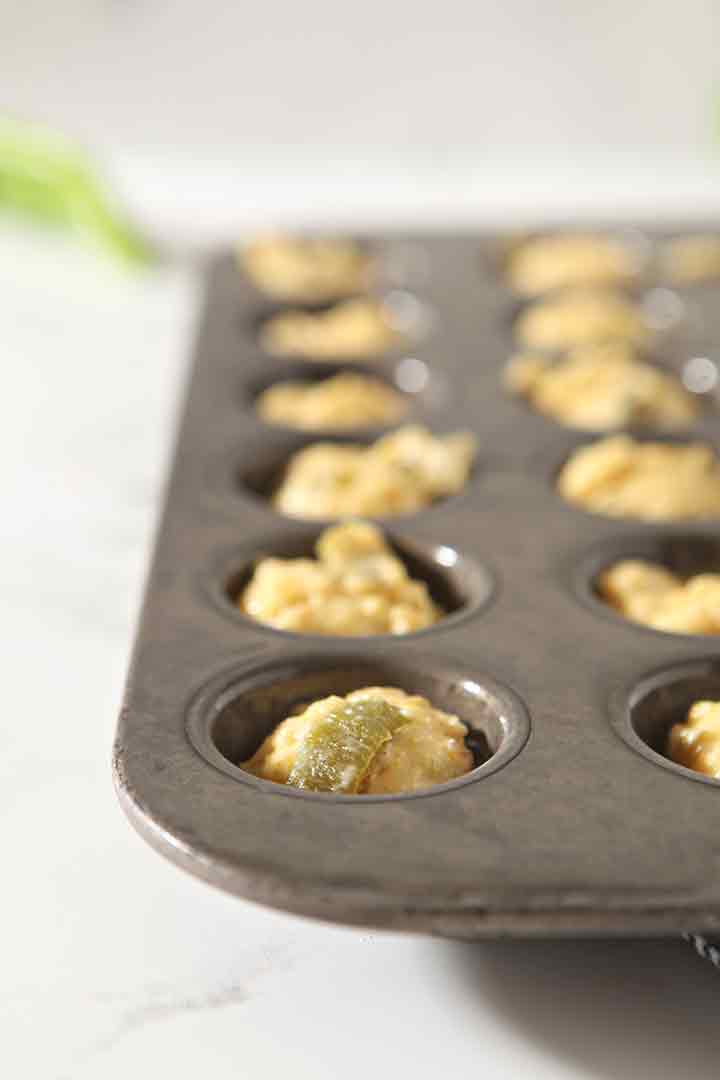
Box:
[242,685,474,794]
[274,424,476,519]
[259,297,403,359]
[515,289,648,351]
[598,560,720,634]
[506,233,640,296]
[239,520,441,635]
[256,372,408,431]
[668,701,720,778]
[241,234,372,301]
[557,435,720,520]
[505,343,698,431]
[661,235,720,285]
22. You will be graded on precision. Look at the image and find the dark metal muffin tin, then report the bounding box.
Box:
[114,232,720,938]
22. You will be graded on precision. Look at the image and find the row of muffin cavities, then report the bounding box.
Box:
[221,516,720,642]
[243,229,720,308]
[242,234,692,367]
[239,234,436,454]
[240,231,717,452]
[200,648,720,797]
[238,237,720,619]
[497,234,720,625]
[230,236,486,796]
[208,513,720,795]
[236,235,478,517]
[231,236,478,796]
[239,234,705,517]
[238,234,720,593]
[498,232,720,634]
[241,341,720,534]
[235,236,512,795]
[504,231,720,782]
[241,234,431,362]
[207,272,492,797]
[241,231,720,366]
[240,234,718,449]
[201,513,508,799]
[212,523,498,793]
[502,230,720,788]
[236,401,720,528]
[504,240,717,445]
[499,229,718,434]
[227,233,720,794]
[498,229,720,297]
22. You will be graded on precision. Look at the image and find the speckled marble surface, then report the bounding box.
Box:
[3,223,720,1079]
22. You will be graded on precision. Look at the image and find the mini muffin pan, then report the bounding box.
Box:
[114,231,720,937]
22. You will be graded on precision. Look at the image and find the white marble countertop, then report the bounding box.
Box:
[3,222,720,1079]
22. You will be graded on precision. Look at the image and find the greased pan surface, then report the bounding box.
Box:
[114,234,720,937]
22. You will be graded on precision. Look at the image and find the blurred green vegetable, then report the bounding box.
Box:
[0,118,154,267]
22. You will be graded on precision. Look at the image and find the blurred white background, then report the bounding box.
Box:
[5,1,720,238]
[5,1,718,155]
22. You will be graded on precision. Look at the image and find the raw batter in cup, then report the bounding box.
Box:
[598,560,720,634]
[256,373,407,431]
[273,424,477,519]
[506,233,640,296]
[505,343,698,431]
[242,686,473,794]
[515,289,648,352]
[668,701,720,778]
[259,297,403,360]
[557,435,720,521]
[239,520,441,635]
[661,235,720,286]
[241,234,373,301]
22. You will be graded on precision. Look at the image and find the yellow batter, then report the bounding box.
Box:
[505,343,698,431]
[242,686,474,794]
[515,289,648,351]
[256,373,407,431]
[506,233,640,296]
[259,297,403,359]
[668,701,720,778]
[241,234,372,301]
[661,235,720,286]
[239,520,441,635]
[598,560,720,634]
[557,435,720,521]
[274,424,477,519]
